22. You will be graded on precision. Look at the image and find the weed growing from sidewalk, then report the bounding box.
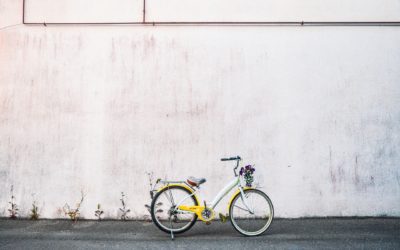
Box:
[119,192,130,221]
[146,171,159,200]
[144,172,162,221]
[94,203,104,221]
[144,172,154,215]
[8,185,18,219]
[30,193,39,220]
[63,190,86,222]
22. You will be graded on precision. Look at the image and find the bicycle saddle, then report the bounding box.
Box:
[187,176,206,187]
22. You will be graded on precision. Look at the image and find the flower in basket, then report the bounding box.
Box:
[240,165,255,187]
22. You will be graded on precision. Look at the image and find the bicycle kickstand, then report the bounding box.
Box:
[169,217,174,240]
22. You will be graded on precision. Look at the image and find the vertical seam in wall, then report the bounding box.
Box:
[22,0,25,24]
[143,0,146,23]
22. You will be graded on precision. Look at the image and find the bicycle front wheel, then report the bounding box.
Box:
[229,189,274,236]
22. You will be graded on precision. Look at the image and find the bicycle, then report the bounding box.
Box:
[150,156,274,239]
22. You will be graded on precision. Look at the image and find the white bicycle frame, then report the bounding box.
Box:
[169,176,254,214]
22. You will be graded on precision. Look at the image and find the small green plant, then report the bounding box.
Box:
[119,192,130,221]
[144,172,163,221]
[30,194,39,220]
[94,204,104,221]
[8,185,18,219]
[63,190,86,222]
[30,202,39,220]
[145,171,160,200]
[144,172,161,208]
[29,194,39,220]
[144,172,154,214]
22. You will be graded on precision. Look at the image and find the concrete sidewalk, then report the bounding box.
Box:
[0,218,399,249]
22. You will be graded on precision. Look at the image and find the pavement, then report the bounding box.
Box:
[0,218,399,249]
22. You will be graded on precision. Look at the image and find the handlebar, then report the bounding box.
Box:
[221,156,242,176]
[221,156,241,161]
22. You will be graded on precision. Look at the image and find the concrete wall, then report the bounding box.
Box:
[0,0,399,219]
[23,0,400,22]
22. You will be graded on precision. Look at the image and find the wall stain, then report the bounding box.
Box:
[186,103,208,117]
[110,38,116,62]
[370,176,375,185]
[354,155,360,185]
[328,147,347,192]
[77,35,83,50]
[183,51,189,63]
[143,35,156,56]
[130,40,137,50]
[329,146,336,184]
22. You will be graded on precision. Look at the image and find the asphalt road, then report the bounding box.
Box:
[0,218,399,249]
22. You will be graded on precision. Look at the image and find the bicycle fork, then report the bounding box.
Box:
[239,187,254,214]
[167,186,175,240]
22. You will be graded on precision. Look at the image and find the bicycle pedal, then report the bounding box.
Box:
[219,213,229,223]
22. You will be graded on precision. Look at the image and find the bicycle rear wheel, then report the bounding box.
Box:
[150,185,198,234]
[229,189,274,236]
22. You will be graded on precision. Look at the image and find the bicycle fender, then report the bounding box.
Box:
[227,187,254,212]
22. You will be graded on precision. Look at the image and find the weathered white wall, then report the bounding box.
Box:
[23,0,400,22]
[24,0,143,23]
[147,0,400,22]
[0,0,399,219]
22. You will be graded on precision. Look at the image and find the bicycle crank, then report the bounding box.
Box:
[200,207,215,223]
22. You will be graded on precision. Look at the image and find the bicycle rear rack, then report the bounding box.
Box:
[158,180,186,184]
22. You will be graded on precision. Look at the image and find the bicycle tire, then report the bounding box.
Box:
[150,185,199,234]
[229,189,274,236]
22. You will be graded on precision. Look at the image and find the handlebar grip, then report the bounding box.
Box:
[220,156,241,161]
